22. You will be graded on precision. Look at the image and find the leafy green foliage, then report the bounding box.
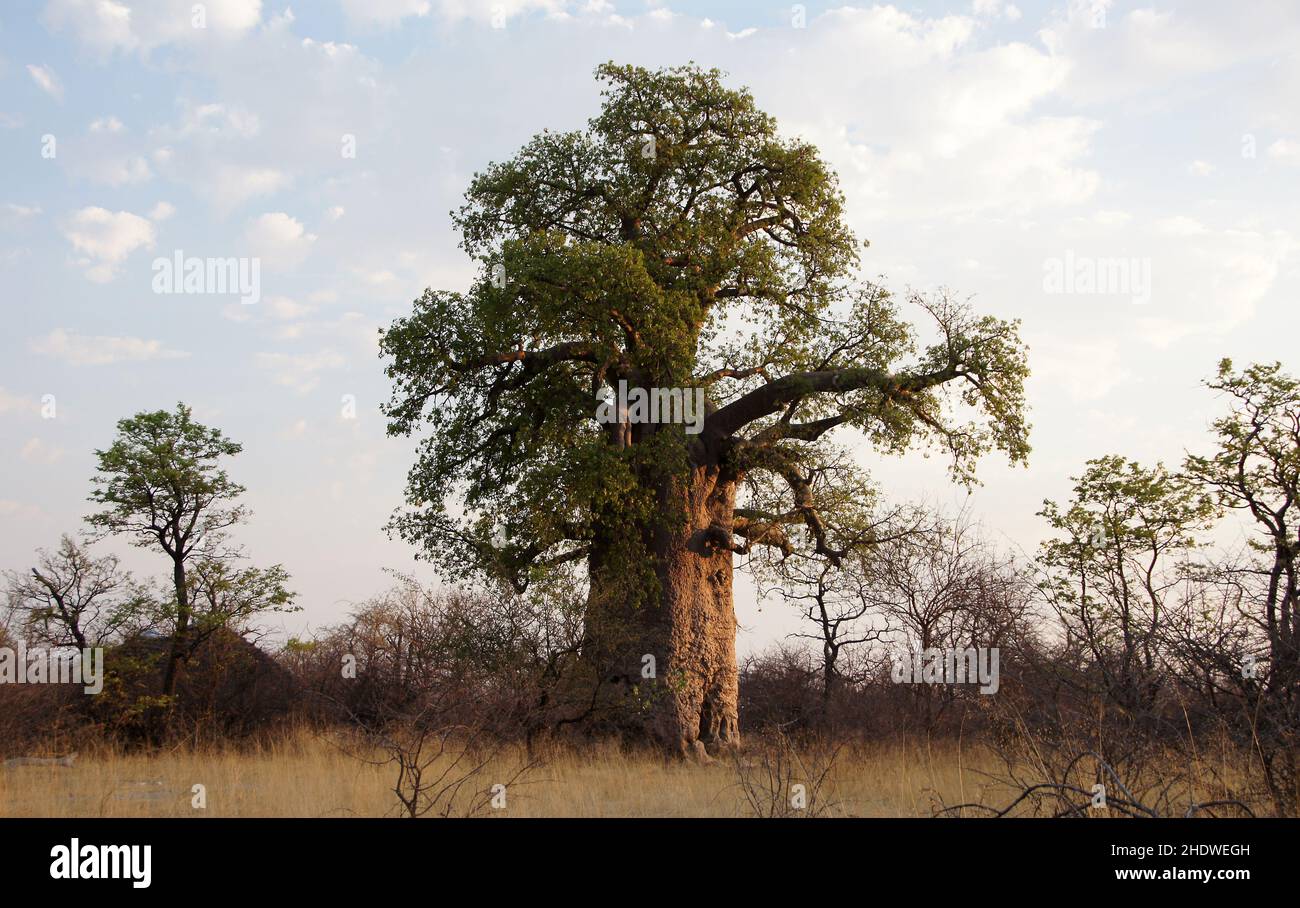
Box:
[1186,359,1300,558]
[180,559,298,643]
[86,402,247,559]
[1183,359,1300,689]
[381,62,1031,592]
[1038,455,1218,707]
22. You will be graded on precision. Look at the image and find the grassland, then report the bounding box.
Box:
[2,728,1260,818]
[0,732,1013,818]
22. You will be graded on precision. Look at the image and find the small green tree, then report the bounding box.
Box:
[86,403,248,700]
[1185,359,1300,813]
[180,558,296,653]
[1038,455,1217,714]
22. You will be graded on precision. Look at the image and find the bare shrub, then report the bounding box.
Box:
[730,730,842,817]
[286,577,587,747]
[339,698,539,818]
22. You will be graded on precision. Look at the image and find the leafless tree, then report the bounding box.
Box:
[4,535,146,648]
[850,510,1034,731]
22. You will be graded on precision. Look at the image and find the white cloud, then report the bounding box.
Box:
[1266,138,1300,165]
[149,201,176,220]
[26,64,63,101]
[1028,336,1132,403]
[300,37,361,58]
[145,101,290,210]
[2,203,42,226]
[61,206,156,282]
[160,101,262,140]
[221,303,254,324]
[255,349,346,393]
[225,295,314,326]
[43,0,263,56]
[208,166,290,210]
[85,154,154,186]
[339,0,431,28]
[1033,211,1295,350]
[1155,216,1210,237]
[713,6,1099,221]
[244,212,316,267]
[20,437,64,464]
[426,0,569,27]
[0,499,45,522]
[265,296,314,320]
[70,115,156,186]
[0,388,41,416]
[120,22,388,219]
[42,0,133,54]
[89,115,124,133]
[1134,226,1297,347]
[1089,210,1133,227]
[30,328,189,365]
[973,0,1020,20]
[358,268,397,285]
[1037,0,1300,106]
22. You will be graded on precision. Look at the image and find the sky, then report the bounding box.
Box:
[1,0,1298,655]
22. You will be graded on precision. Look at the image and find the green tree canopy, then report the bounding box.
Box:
[87,403,250,702]
[380,62,1032,754]
[382,62,1031,590]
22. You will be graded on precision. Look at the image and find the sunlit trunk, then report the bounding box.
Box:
[584,458,740,759]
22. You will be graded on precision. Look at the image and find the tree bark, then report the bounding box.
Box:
[584,456,740,760]
[161,557,189,699]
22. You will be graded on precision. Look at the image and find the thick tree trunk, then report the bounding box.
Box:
[585,456,740,760]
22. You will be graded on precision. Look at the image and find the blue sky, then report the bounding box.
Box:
[2,0,1299,652]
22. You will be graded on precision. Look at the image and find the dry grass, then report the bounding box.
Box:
[1,729,1256,817]
[0,729,1029,818]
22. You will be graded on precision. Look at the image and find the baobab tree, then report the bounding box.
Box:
[381,63,1030,759]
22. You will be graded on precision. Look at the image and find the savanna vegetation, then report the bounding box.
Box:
[3,65,1296,818]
